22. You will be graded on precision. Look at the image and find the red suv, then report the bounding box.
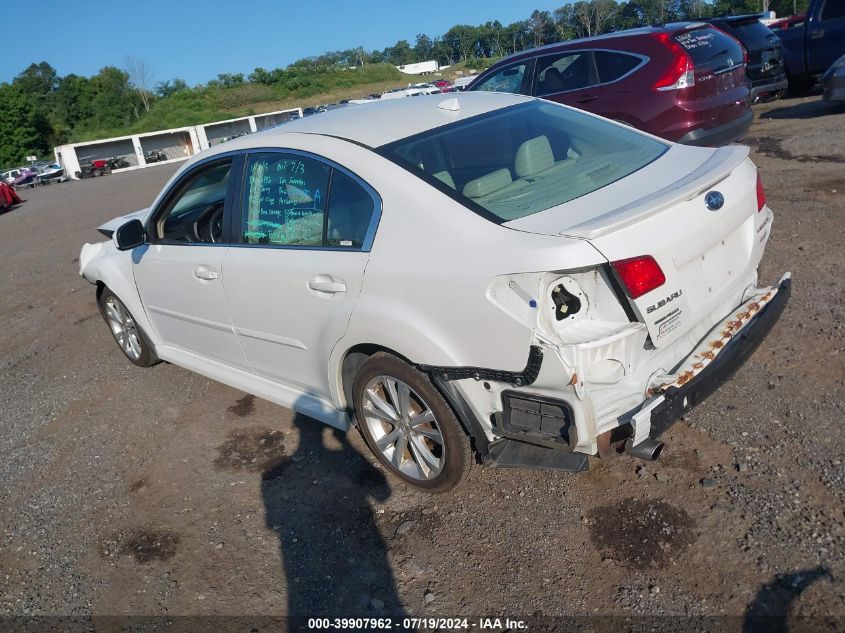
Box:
[467,23,753,146]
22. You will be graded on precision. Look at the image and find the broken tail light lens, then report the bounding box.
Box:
[756,171,766,211]
[612,256,666,299]
[653,33,695,91]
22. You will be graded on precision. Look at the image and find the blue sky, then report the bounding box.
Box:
[3,1,565,85]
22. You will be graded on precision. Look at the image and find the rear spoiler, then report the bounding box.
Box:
[562,145,750,240]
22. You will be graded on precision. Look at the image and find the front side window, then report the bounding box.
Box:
[155,160,231,243]
[240,153,377,249]
[379,101,668,223]
[472,63,528,94]
[534,51,598,96]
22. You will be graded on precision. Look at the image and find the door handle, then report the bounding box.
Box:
[308,275,346,294]
[575,95,598,104]
[193,265,219,280]
[811,29,824,39]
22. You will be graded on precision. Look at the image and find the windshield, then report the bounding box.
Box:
[378,101,668,223]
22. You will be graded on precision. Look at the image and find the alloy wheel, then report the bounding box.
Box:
[103,296,142,361]
[362,375,445,480]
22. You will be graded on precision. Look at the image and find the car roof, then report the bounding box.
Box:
[246,91,532,148]
[478,21,711,70]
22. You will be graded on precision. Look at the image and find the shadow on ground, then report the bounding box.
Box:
[761,97,843,120]
[261,412,407,628]
[743,566,834,633]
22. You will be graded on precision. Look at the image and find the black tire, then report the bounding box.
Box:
[353,352,472,493]
[97,287,159,367]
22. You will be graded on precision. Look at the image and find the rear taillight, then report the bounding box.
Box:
[653,33,695,91]
[612,256,666,299]
[756,171,766,211]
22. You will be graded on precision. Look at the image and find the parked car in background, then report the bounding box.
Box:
[706,14,788,102]
[11,168,36,187]
[822,54,845,102]
[381,84,441,100]
[2,167,28,185]
[432,79,454,92]
[777,0,845,92]
[468,23,752,147]
[453,75,479,91]
[79,93,788,491]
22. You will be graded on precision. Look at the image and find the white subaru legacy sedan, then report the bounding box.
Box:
[79,93,790,492]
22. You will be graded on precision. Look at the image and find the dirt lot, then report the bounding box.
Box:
[1,94,843,632]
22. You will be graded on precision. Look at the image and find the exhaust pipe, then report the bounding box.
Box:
[624,437,664,461]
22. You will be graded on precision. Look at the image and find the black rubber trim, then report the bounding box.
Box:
[602,263,640,323]
[421,345,543,387]
[432,375,491,461]
[485,438,588,472]
[648,276,791,438]
[677,108,754,146]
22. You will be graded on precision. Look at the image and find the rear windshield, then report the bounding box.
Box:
[717,20,774,49]
[377,101,667,223]
[673,27,744,67]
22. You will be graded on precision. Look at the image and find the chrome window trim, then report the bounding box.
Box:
[532,48,650,97]
[232,147,383,253]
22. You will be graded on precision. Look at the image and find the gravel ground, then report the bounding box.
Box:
[0,95,843,631]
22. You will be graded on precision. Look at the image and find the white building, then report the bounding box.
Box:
[54,107,302,179]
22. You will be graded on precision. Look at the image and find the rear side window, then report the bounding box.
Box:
[534,51,598,95]
[242,154,330,246]
[472,63,528,94]
[822,0,845,20]
[593,50,642,83]
[241,153,376,249]
[326,171,375,248]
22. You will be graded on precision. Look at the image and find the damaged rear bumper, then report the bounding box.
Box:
[629,273,792,444]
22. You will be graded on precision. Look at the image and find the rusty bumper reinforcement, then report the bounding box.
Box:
[633,273,792,443]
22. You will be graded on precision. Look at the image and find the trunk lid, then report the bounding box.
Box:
[506,144,772,349]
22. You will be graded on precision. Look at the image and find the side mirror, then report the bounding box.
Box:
[115,219,146,251]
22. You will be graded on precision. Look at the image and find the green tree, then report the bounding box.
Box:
[0,84,46,166]
[154,78,188,97]
[85,67,138,131]
[414,34,434,61]
[711,0,760,15]
[384,40,415,65]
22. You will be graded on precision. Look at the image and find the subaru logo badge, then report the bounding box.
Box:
[705,191,725,211]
